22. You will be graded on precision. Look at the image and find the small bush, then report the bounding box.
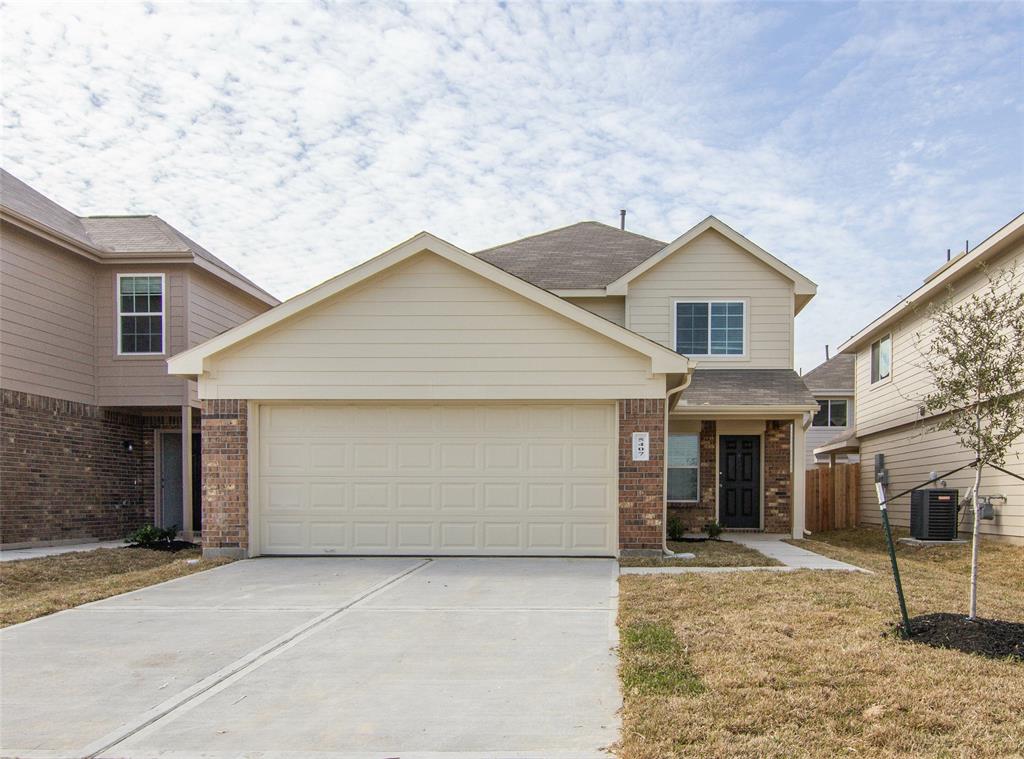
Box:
[126,525,177,548]
[667,516,686,541]
[703,521,723,539]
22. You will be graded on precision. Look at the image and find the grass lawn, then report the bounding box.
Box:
[617,528,1024,758]
[619,538,782,568]
[1,547,233,627]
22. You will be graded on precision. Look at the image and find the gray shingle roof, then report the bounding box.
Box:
[1,168,276,304]
[802,354,855,393]
[676,369,817,408]
[0,170,94,249]
[474,221,665,289]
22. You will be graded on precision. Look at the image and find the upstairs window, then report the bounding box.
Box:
[667,433,699,501]
[870,334,891,383]
[812,399,849,427]
[675,300,745,356]
[117,274,165,355]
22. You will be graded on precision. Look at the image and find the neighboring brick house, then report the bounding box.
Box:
[0,170,277,548]
[169,217,819,559]
[801,353,857,468]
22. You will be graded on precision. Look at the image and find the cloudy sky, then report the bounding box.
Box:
[2,1,1021,372]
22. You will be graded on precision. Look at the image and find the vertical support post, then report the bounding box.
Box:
[876,482,912,638]
[791,417,806,539]
[181,404,193,542]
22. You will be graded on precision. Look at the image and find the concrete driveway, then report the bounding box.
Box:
[0,557,620,758]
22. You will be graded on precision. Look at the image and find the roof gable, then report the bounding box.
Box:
[168,231,691,378]
[606,216,817,312]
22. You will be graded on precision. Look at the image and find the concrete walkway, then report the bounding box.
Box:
[1,557,621,759]
[0,540,127,562]
[728,533,867,571]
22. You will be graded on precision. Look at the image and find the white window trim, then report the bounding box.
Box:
[672,297,750,360]
[812,398,849,428]
[870,333,892,386]
[116,273,167,357]
[667,432,700,503]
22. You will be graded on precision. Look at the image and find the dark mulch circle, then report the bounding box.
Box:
[894,612,1024,661]
[126,540,198,553]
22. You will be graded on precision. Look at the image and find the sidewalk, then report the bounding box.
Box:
[0,540,127,562]
[727,533,867,571]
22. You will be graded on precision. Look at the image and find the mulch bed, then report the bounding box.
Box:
[126,540,198,553]
[897,612,1024,661]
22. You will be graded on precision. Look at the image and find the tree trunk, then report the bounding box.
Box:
[968,464,983,621]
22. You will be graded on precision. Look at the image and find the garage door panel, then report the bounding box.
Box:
[257,403,617,556]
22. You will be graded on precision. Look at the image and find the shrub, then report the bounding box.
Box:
[667,516,686,541]
[126,525,177,548]
[703,521,723,539]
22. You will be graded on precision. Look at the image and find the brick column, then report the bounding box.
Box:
[764,419,792,533]
[618,399,665,555]
[201,399,248,558]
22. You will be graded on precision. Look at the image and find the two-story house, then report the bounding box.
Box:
[0,170,278,548]
[802,353,857,468]
[835,213,1023,543]
[168,217,818,558]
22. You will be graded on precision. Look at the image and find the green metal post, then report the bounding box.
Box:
[876,483,912,638]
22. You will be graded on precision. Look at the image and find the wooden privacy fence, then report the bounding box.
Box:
[805,462,860,532]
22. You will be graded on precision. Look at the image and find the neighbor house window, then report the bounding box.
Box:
[667,433,699,501]
[675,301,745,356]
[870,334,891,383]
[117,274,165,355]
[812,399,849,427]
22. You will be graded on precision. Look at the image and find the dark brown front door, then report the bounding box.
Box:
[719,435,760,528]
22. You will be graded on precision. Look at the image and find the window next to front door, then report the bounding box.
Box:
[674,300,746,358]
[667,433,699,501]
[117,274,165,355]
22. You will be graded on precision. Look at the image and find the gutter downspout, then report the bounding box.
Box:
[663,369,696,556]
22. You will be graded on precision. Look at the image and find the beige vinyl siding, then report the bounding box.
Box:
[805,394,855,467]
[95,265,188,406]
[626,229,795,368]
[564,296,625,327]
[0,225,97,403]
[859,425,1023,541]
[854,242,1023,436]
[201,252,665,400]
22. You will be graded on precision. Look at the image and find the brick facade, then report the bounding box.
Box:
[667,420,717,534]
[0,389,148,546]
[618,399,665,553]
[764,419,793,533]
[200,399,248,558]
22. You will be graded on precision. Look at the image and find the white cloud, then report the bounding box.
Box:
[1,0,1021,373]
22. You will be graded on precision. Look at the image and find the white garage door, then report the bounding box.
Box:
[256,403,618,556]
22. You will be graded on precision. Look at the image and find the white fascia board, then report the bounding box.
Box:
[838,213,1024,354]
[606,216,817,299]
[167,230,690,378]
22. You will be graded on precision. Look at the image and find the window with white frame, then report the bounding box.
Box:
[117,274,165,355]
[675,301,745,356]
[812,399,848,427]
[870,334,891,383]
[667,433,699,501]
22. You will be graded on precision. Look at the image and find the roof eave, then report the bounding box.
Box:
[672,403,819,417]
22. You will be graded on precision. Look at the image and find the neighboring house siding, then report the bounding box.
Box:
[199,252,666,400]
[859,425,1023,541]
[805,393,855,467]
[626,229,794,368]
[0,225,97,404]
[854,242,1024,437]
[564,296,625,327]
[94,264,188,407]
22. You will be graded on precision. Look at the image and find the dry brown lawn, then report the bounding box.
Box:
[617,528,1024,758]
[1,547,233,627]
[619,539,782,568]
